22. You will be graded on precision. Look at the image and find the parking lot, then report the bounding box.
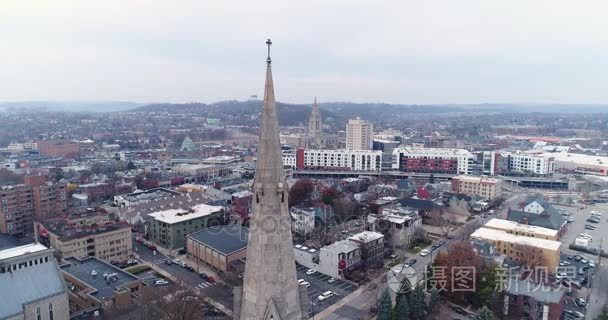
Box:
[555,203,607,252]
[295,264,357,316]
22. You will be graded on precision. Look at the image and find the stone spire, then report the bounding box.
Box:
[307,97,323,148]
[234,39,308,320]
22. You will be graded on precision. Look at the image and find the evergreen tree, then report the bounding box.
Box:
[396,275,412,306]
[473,306,496,320]
[410,285,426,320]
[395,296,410,320]
[428,288,440,315]
[377,288,393,320]
[127,161,136,170]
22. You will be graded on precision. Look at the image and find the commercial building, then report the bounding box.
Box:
[483,218,559,241]
[546,151,608,176]
[293,240,362,279]
[37,140,81,159]
[37,209,132,262]
[60,256,143,312]
[392,147,474,175]
[113,187,180,208]
[348,231,384,264]
[346,117,373,150]
[303,149,382,171]
[148,203,224,249]
[186,225,248,272]
[451,175,503,201]
[0,239,70,320]
[470,227,560,271]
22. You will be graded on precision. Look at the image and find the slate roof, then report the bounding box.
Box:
[189,225,249,255]
[507,208,566,231]
[0,260,67,319]
[506,279,565,304]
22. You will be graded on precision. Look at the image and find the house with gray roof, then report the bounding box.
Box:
[507,198,567,235]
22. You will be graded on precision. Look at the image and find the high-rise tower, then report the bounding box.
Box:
[307,97,323,148]
[234,39,308,320]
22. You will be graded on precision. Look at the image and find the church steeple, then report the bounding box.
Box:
[234,39,308,320]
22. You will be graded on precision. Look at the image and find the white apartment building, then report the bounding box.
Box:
[346,118,373,150]
[507,152,555,175]
[392,147,475,175]
[304,149,382,171]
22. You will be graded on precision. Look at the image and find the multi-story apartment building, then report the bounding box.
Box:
[36,140,80,159]
[31,182,68,220]
[392,147,474,175]
[470,227,560,271]
[451,175,503,201]
[282,148,382,172]
[0,238,70,320]
[0,185,34,237]
[148,203,224,249]
[346,117,373,150]
[37,209,132,262]
[482,151,555,176]
[506,152,555,175]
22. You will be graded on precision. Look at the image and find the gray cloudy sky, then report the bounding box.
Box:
[1,0,607,104]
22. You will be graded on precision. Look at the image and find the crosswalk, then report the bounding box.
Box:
[197,281,215,289]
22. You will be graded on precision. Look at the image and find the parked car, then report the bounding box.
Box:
[406,258,417,266]
[317,291,334,301]
[172,259,187,268]
[199,273,208,279]
[559,261,571,266]
[300,281,311,288]
[574,297,587,307]
[185,266,195,272]
[306,269,317,275]
[327,277,338,284]
[127,259,138,266]
[165,259,173,265]
[567,217,575,222]
[206,276,216,283]
[177,248,187,255]
[420,249,431,256]
[586,218,600,224]
[584,225,596,230]
[154,279,169,286]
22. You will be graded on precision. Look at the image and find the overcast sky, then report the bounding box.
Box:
[1,0,607,105]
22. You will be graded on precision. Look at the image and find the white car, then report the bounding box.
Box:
[306,269,317,275]
[154,279,169,286]
[555,272,567,280]
[172,259,187,267]
[559,261,571,266]
[420,249,431,257]
[567,217,575,222]
[300,281,311,288]
[327,277,338,284]
[591,211,602,217]
[589,261,596,268]
[317,291,334,301]
[90,270,98,276]
[488,210,495,215]
[579,233,592,240]
[298,279,306,284]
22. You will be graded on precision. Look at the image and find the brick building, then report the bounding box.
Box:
[37,140,81,159]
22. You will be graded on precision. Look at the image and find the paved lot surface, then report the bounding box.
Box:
[295,264,357,316]
[555,201,608,319]
[133,237,234,309]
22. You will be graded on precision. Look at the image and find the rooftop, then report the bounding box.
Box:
[545,151,608,167]
[119,187,179,203]
[484,218,558,238]
[349,231,384,243]
[0,259,67,319]
[453,175,501,184]
[471,227,561,251]
[40,219,131,242]
[0,233,29,251]
[393,147,473,157]
[60,257,139,300]
[149,203,223,224]
[188,225,248,255]
[322,240,360,254]
[0,243,49,261]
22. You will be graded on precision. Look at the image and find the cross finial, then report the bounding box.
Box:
[266,38,272,64]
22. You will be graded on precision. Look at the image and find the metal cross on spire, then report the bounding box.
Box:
[266,38,272,64]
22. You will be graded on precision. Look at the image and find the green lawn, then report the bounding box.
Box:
[125,264,151,275]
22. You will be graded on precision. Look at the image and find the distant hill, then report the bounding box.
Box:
[0,101,143,112]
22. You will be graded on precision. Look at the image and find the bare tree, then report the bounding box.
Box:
[429,209,451,236]
[140,285,207,320]
[514,244,545,271]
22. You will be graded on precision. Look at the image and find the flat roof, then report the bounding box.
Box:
[0,243,48,261]
[547,151,608,167]
[188,225,248,255]
[484,218,558,238]
[471,227,561,251]
[60,257,139,300]
[149,203,223,224]
[453,175,501,184]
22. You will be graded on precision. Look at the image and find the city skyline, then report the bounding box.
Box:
[1,1,608,104]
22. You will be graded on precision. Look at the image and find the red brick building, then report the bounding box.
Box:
[37,140,81,159]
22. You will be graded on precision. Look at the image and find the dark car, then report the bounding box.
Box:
[406,258,417,266]
[199,273,208,279]
[586,218,600,224]
[206,276,216,283]
[177,248,187,255]
[186,266,195,272]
